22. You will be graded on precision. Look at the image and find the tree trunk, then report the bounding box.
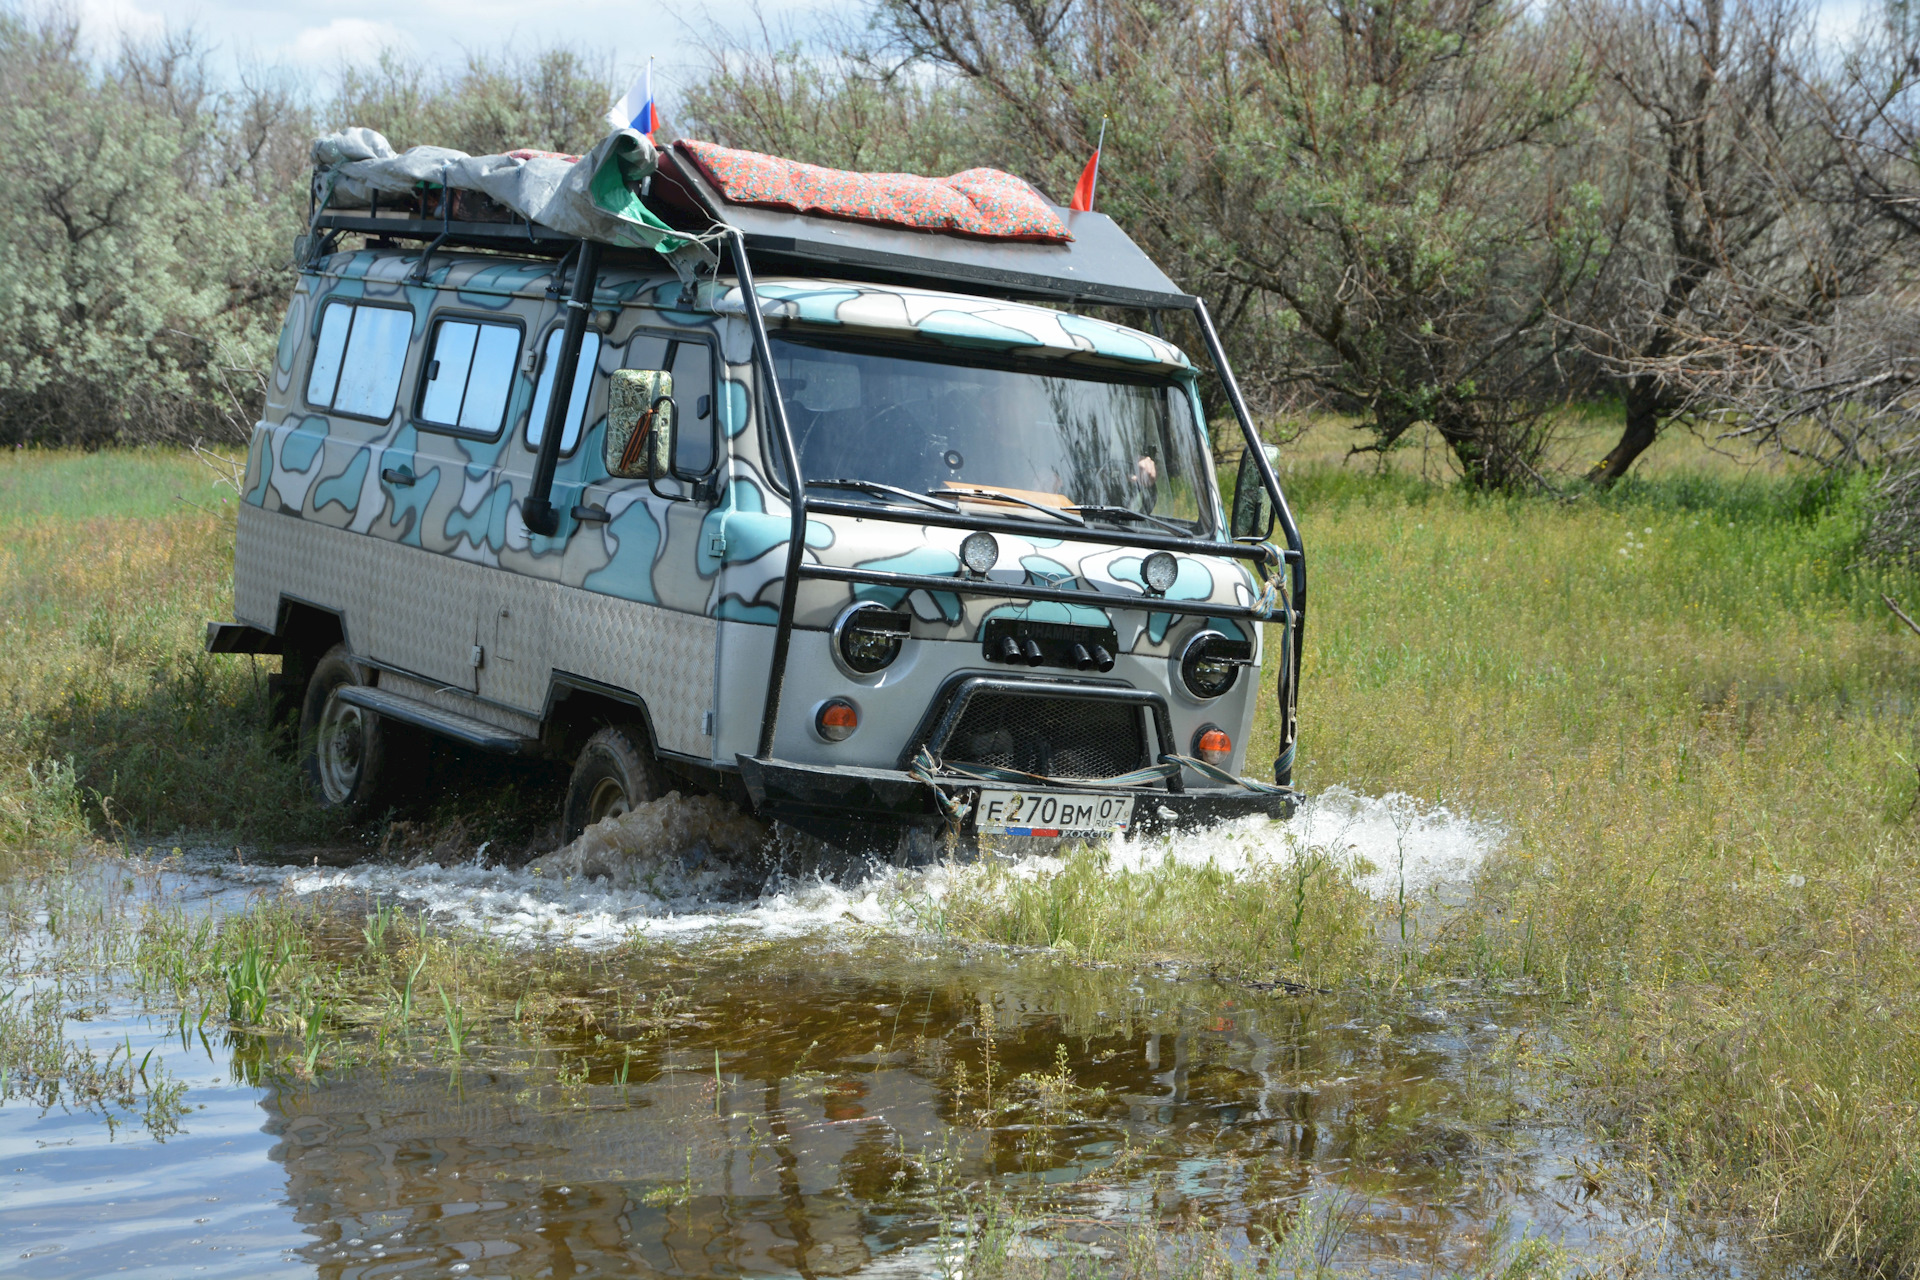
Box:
[1585,377,1664,487]
[1431,405,1492,489]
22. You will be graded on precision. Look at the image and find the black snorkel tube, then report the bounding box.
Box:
[522,238,603,537]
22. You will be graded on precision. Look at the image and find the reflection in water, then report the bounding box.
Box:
[254,948,1667,1278]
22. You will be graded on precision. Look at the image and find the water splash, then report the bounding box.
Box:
[219,786,1501,947]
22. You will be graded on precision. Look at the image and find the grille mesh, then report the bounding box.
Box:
[941,693,1148,779]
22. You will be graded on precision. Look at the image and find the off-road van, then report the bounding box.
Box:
[208,127,1305,850]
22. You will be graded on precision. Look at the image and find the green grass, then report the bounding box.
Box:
[4,444,1920,1276]
[0,448,323,853]
[1247,463,1920,1278]
[0,446,239,526]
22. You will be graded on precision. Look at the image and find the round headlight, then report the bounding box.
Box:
[960,530,999,577]
[1179,630,1244,699]
[1141,551,1179,596]
[815,698,859,742]
[833,602,909,676]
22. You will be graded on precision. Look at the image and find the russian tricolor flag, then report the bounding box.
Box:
[606,61,659,140]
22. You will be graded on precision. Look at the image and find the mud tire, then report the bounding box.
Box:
[562,725,662,843]
[297,643,395,820]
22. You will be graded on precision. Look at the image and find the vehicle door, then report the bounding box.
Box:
[367,300,523,691]
[483,314,606,711]
[560,326,724,755]
[561,327,720,601]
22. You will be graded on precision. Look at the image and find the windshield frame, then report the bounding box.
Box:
[757,326,1222,538]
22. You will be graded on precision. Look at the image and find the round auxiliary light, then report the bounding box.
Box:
[833,602,909,676]
[1141,550,1179,596]
[1179,630,1243,700]
[815,698,860,743]
[960,530,1000,577]
[1193,726,1234,767]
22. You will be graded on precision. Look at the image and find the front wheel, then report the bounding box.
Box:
[297,643,394,819]
[561,725,662,843]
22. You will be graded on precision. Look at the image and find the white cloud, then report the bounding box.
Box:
[287,17,412,66]
[75,0,167,45]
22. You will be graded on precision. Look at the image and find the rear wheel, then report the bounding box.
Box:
[298,644,394,819]
[562,725,662,843]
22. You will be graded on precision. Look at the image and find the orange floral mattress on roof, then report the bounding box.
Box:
[676,139,1071,243]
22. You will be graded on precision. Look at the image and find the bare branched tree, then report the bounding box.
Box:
[1567,0,1851,485]
[802,0,1611,488]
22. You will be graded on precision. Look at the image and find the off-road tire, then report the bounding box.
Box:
[297,643,394,820]
[562,725,662,843]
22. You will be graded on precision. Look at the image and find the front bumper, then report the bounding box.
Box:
[736,754,1296,843]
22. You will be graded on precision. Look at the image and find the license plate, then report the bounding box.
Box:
[974,788,1134,838]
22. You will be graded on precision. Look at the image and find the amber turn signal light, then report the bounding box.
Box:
[1194,727,1232,766]
[816,698,859,743]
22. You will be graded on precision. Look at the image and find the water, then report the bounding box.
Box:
[0,794,1755,1278]
[209,787,1500,946]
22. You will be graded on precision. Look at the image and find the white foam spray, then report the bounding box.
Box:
[219,787,1501,948]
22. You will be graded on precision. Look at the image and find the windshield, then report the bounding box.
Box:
[770,335,1216,534]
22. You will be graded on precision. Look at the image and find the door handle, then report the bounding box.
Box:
[381,468,415,487]
[571,504,611,523]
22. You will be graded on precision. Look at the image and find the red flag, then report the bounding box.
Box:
[1070,118,1107,213]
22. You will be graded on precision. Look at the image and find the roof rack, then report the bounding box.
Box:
[649,148,1193,310]
[307,149,1196,310]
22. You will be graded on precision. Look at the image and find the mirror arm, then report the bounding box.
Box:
[524,238,602,537]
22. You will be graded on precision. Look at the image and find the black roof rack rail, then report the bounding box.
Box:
[311,211,577,256]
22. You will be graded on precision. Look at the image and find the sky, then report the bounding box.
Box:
[67,0,1890,110]
[68,0,822,101]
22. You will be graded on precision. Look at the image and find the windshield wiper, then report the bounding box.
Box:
[1068,504,1191,537]
[811,479,960,513]
[930,487,1086,526]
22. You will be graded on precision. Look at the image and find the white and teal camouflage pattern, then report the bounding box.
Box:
[239,246,1268,768]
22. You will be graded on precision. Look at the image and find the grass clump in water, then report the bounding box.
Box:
[937,841,1378,987]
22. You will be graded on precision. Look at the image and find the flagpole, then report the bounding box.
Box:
[1090,116,1107,210]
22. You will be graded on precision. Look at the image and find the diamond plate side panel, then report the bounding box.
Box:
[362,540,491,692]
[233,503,376,649]
[234,505,721,758]
[548,587,718,757]
[475,571,553,713]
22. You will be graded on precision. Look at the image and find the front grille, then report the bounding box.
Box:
[940,692,1149,780]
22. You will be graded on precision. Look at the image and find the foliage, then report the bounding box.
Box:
[0,15,622,449]
[0,15,307,448]
[330,47,618,157]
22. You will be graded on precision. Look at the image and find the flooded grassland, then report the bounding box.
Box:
[4,449,1920,1277]
[1,799,1723,1280]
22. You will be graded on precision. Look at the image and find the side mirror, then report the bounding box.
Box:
[1230,444,1279,541]
[606,369,674,479]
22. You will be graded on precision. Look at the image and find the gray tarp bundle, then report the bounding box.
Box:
[309,126,716,274]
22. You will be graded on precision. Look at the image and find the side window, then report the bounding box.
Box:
[623,332,717,476]
[526,328,600,454]
[669,339,716,475]
[305,301,412,421]
[418,317,520,437]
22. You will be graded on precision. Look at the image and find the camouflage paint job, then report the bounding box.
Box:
[239,248,1271,772]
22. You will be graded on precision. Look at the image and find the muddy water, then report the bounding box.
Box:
[0,796,1746,1278]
